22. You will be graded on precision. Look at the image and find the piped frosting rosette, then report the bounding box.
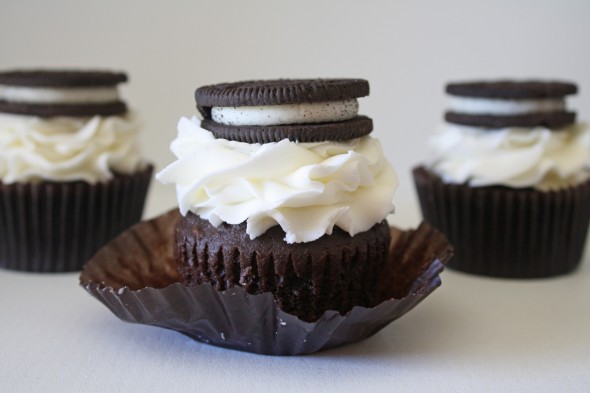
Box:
[430,122,590,191]
[0,112,144,184]
[432,80,590,190]
[157,116,397,243]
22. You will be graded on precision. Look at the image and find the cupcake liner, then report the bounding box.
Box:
[0,165,153,272]
[80,209,453,356]
[413,165,590,278]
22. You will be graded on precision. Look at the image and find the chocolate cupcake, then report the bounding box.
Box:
[0,69,152,272]
[414,80,590,278]
[157,79,398,321]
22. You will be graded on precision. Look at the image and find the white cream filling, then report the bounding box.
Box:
[0,86,120,104]
[448,96,566,115]
[211,99,358,126]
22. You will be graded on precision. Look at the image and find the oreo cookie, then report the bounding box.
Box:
[195,79,372,142]
[0,69,128,117]
[445,80,578,129]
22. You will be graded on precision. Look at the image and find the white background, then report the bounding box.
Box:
[2,1,590,392]
[3,0,590,225]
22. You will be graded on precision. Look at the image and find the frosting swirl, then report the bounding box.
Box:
[156,117,397,243]
[430,123,590,190]
[0,112,144,184]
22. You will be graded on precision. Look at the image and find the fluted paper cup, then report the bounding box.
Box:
[0,165,153,272]
[80,209,453,356]
[413,165,590,278]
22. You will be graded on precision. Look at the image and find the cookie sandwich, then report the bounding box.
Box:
[414,80,590,278]
[0,69,152,272]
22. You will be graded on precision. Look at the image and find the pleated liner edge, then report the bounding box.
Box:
[80,209,453,356]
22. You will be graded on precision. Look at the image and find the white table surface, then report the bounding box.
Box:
[1,184,590,393]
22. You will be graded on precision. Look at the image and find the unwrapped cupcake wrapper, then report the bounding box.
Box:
[0,165,153,272]
[413,165,590,278]
[80,209,454,356]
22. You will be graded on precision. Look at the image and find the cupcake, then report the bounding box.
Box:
[413,80,590,278]
[157,79,398,321]
[0,69,152,272]
[80,209,453,355]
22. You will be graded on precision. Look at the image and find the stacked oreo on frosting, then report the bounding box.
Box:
[195,79,374,143]
[157,79,398,322]
[414,80,590,278]
[0,70,152,272]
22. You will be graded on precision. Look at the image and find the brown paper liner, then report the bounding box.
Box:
[80,209,453,356]
[0,165,153,272]
[413,166,590,278]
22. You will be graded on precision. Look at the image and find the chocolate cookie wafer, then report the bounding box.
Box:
[0,69,128,117]
[195,78,372,142]
[445,80,577,128]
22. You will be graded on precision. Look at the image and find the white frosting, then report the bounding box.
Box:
[448,97,566,115]
[429,123,590,190]
[156,117,397,243]
[0,86,120,104]
[0,112,144,184]
[211,99,358,126]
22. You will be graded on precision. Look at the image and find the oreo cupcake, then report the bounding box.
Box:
[414,80,590,278]
[0,69,152,272]
[157,79,398,321]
